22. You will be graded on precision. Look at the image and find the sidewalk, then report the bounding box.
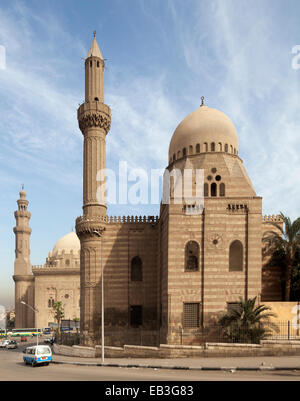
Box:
[52,353,300,371]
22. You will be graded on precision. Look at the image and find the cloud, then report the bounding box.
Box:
[0,2,85,189]
[169,0,300,219]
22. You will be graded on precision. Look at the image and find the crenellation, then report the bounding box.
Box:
[262,214,282,222]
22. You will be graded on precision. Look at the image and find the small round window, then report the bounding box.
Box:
[211,168,217,174]
[215,175,222,181]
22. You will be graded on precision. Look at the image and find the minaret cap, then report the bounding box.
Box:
[87,31,103,60]
[19,184,26,199]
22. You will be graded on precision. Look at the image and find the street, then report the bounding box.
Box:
[1,343,300,381]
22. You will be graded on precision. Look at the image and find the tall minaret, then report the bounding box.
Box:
[13,187,35,328]
[76,33,111,345]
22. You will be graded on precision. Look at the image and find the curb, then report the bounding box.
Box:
[51,360,300,371]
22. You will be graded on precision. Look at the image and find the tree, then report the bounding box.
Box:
[219,297,278,344]
[263,213,300,301]
[53,301,64,334]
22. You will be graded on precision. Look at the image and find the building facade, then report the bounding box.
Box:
[13,35,282,344]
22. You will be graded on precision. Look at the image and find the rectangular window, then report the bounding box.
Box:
[183,303,200,328]
[227,302,240,313]
[130,305,143,327]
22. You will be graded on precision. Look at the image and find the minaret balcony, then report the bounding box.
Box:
[78,101,111,134]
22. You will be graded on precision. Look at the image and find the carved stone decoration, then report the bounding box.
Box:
[78,111,111,133]
[75,216,106,239]
[207,233,224,249]
[84,282,100,288]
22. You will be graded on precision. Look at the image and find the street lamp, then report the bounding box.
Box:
[92,230,104,363]
[20,301,39,346]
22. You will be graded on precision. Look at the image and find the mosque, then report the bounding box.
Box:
[13,35,282,346]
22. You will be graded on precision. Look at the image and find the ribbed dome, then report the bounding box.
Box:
[52,232,80,256]
[169,105,238,162]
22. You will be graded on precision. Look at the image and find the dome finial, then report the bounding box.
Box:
[93,30,96,38]
[200,96,205,107]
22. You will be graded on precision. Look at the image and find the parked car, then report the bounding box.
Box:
[6,340,18,349]
[23,345,52,367]
[0,340,10,349]
[44,337,55,345]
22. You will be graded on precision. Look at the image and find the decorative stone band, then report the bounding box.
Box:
[13,274,34,282]
[262,215,282,222]
[76,215,160,225]
[78,102,111,133]
[14,211,31,219]
[84,282,100,288]
[13,226,32,235]
[75,216,106,238]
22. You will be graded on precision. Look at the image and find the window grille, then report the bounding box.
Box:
[183,303,200,328]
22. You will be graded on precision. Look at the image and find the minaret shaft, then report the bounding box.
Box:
[85,57,105,103]
[13,189,35,328]
[76,35,111,345]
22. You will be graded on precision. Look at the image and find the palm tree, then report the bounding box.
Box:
[53,301,64,334]
[263,213,300,301]
[219,297,278,344]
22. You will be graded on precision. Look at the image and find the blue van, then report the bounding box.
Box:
[23,345,52,366]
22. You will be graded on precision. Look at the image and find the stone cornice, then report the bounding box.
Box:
[13,226,32,234]
[32,268,80,276]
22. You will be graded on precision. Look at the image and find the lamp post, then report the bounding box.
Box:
[20,301,39,346]
[93,230,104,363]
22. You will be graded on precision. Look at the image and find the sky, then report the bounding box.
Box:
[0,0,299,308]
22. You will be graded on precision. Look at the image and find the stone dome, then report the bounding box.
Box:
[169,105,238,163]
[52,232,80,256]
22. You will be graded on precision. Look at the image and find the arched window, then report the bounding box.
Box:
[229,240,243,271]
[234,148,236,154]
[185,241,199,272]
[177,150,181,159]
[189,145,193,155]
[218,143,222,152]
[90,60,92,67]
[220,183,225,197]
[230,145,233,153]
[204,143,208,152]
[131,256,143,281]
[48,298,55,308]
[183,148,187,157]
[211,142,215,152]
[173,154,176,161]
[204,183,208,197]
[196,144,200,153]
[211,183,217,197]
[97,61,100,67]
[225,144,228,153]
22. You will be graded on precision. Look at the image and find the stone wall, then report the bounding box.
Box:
[54,341,300,359]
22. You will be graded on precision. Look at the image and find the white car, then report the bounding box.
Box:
[0,340,10,348]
